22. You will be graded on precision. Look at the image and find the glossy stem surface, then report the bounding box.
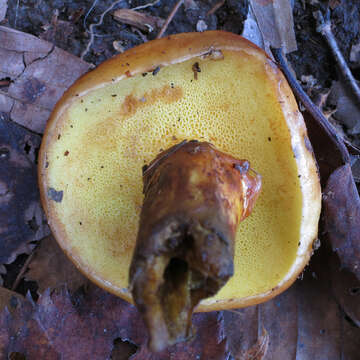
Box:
[129,141,262,351]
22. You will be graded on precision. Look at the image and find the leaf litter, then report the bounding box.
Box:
[25,236,89,294]
[0,0,359,359]
[0,115,49,272]
[0,284,229,360]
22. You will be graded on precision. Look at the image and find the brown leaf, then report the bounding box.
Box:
[249,0,297,54]
[25,236,88,294]
[113,9,164,33]
[224,247,360,360]
[330,253,360,327]
[294,252,343,359]
[0,284,229,360]
[323,164,360,280]
[40,16,75,50]
[327,80,360,134]
[0,115,49,267]
[0,26,90,133]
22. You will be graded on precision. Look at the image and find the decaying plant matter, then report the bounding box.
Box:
[130,140,262,351]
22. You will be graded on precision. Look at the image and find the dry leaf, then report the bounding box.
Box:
[40,16,74,50]
[0,26,90,134]
[323,164,360,280]
[250,0,297,54]
[113,9,164,33]
[25,236,88,294]
[223,248,360,360]
[330,253,360,327]
[0,284,229,359]
[241,5,264,49]
[0,115,49,268]
[327,80,360,134]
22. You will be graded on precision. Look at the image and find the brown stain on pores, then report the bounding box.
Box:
[119,84,183,118]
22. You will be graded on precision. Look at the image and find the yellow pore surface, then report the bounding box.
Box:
[46,50,302,303]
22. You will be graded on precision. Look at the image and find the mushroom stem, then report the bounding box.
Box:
[129,140,262,352]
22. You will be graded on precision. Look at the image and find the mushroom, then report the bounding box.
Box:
[39,31,321,351]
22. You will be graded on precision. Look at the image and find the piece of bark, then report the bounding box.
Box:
[130,141,261,351]
[0,26,90,134]
[25,236,88,294]
[0,115,49,268]
[113,9,164,33]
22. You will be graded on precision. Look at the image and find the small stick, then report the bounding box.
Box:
[156,0,184,39]
[314,10,360,107]
[11,250,36,291]
[206,0,225,16]
[271,47,350,165]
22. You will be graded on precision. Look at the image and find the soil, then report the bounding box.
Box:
[5,1,360,132]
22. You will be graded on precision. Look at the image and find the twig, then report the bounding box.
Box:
[11,250,36,291]
[206,0,225,16]
[81,0,124,60]
[271,47,350,165]
[314,10,360,108]
[156,0,184,39]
